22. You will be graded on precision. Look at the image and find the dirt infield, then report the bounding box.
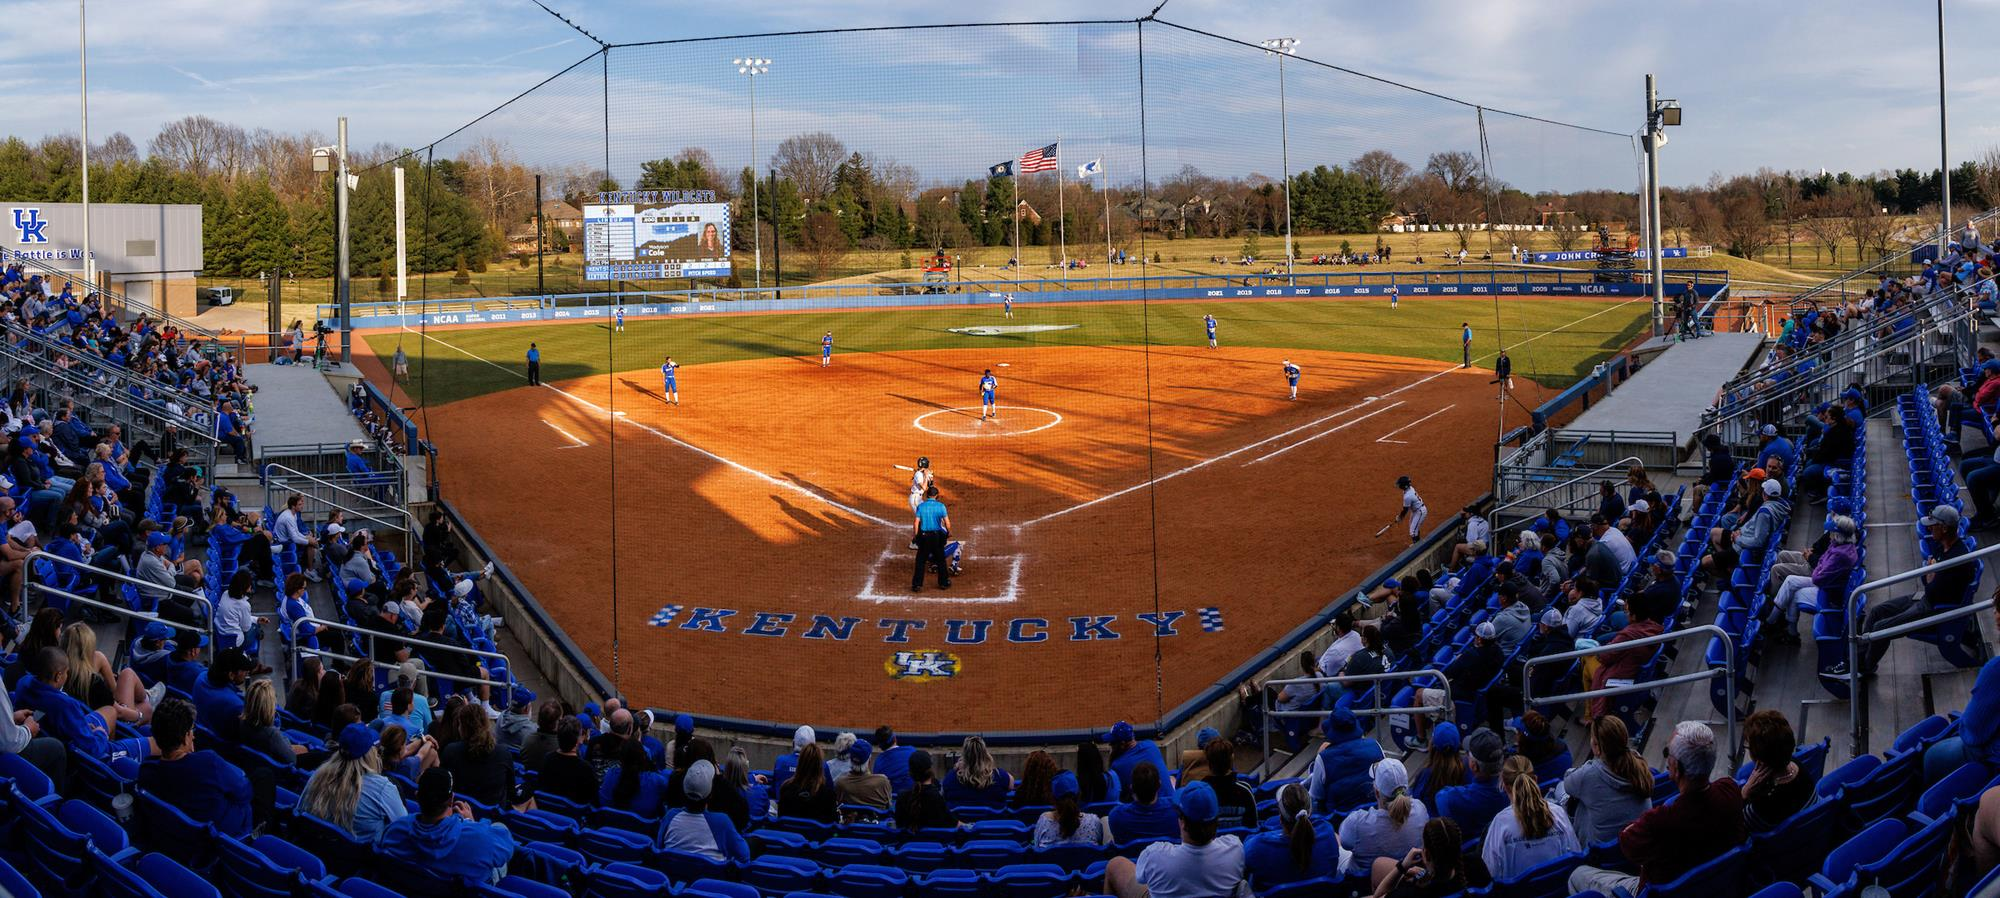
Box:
[392,344,1549,732]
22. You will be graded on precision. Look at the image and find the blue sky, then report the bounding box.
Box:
[3,0,1996,191]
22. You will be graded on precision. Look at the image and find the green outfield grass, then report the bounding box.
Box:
[365,296,1654,406]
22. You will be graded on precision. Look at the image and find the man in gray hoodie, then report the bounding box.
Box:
[1734,479,1790,555]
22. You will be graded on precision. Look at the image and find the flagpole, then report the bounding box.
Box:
[1102,163,1112,267]
[1011,170,1022,286]
[1056,140,1068,285]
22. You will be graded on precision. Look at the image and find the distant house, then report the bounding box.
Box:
[542,200,584,231]
[1120,197,1184,235]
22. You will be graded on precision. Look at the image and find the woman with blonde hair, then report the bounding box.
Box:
[61,621,152,723]
[300,723,407,841]
[239,678,307,763]
[1481,755,1579,880]
[1561,715,1654,844]
[826,732,858,781]
[1341,758,1430,876]
[943,734,1014,808]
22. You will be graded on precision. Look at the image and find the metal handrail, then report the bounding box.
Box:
[1259,668,1451,775]
[1491,456,1644,520]
[1717,281,1974,396]
[25,549,215,628]
[0,248,238,357]
[296,615,513,691]
[263,464,413,535]
[1786,206,2000,306]
[12,329,212,428]
[1843,540,2000,755]
[1522,623,1740,766]
[25,583,212,664]
[0,334,225,449]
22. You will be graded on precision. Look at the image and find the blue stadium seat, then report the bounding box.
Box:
[1028,843,1104,873]
[1255,876,1340,898]
[685,880,761,898]
[591,806,658,837]
[892,841,952,873]
[1745,884,1804,898]
[913,869,984,898]
[955,839,1026,870]
[1853,813,1953,898]
[510,840,589,892]
[989,863,1071,898]
[1489,851,1585,898]
[747,828,812,857]
[0,856,40,898]
[744,855,821,896]
[660,846,737,883]
[502,809,581,846]
[576,826,653,868]
[1809,819,1909,898]
[581,863,672,898]
[1748,797,1842,885]
[0,751,58,805]
[480,876,570,898]
[1841,749,1922,827]
[289,813,375,878]
[1912,762,1994,825]
[140,854,220,898]
[19,797,136,898]
[815,836,886,867]
[334,878,406,898]
[825,864,909,898]
[214,833,330,898]
[1624,845,1747,898]
[135,791,220,872]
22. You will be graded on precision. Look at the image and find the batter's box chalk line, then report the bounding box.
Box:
[855,547,1025,604]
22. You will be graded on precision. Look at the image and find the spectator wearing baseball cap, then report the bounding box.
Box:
[1307,707,1384,814]
[658,759,751,863]
[1414,623,1502,745]
[1734,478,1791,556]
[1337,757,1427,874]
[1757,423,1796,474]
[832,737,892,813]
[1033,770,1111,848]
[1433,727,1508,837]
[892,749,958,831]
[138,696,254,837]
[1244,782,1346,890]
[1110,761,1181,842]
[192,648,256,737]
[300,723,409,842]
[1410,722,1465,811]
[769,724,815,790]
[1175,726,1223,785]
[1105,780,1250,898]
[378,767,516,884]
[1860,503,1974,675]
[1104,719,1173,802]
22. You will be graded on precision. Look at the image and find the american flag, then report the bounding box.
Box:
[1018,143,1059,173]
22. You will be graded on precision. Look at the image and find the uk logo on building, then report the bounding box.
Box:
[11,208,48,244]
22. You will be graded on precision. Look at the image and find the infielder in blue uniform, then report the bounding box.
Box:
[1461,322,1472,368]
[1283,359,1301,400]
[661,357,679,405]
[821,332,833,368]
[1204,314,1218,349]
[615,306,626,333]
[979,369,999,419]
[1003,294,1014,319]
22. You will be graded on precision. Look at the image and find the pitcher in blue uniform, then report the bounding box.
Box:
[661,357,679,405]
[979,369,998,419]
[821,332,834,368]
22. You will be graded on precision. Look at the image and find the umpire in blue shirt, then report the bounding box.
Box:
[912,485,952,591]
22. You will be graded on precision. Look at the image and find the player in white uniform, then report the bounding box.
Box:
[1395,475,1427,544]
[908,457,934,549]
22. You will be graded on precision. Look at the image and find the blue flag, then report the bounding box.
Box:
[988,160,1015,179]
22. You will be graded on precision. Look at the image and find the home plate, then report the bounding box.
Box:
[854,548,1024,604]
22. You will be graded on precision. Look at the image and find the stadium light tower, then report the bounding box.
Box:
[1261,37,1298,277]
[78,0,93,290]
[735,57,771,293]
[311,118,353,365]
[1643,76,1680,338]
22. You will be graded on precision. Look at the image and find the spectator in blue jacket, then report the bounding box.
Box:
[1434,727,1509,837]
[11,646,151,774]
[1244,781,1348,890]
[601,738,673,818]
[940,734,1013,808]
[138,696,253,837]
[658,760,751,863]
[379,767,516,884]
[871,725,917,794]
[193,649,256,737]
[1105,720,1172,802]
[1111,761,1182,842]
[770,724,815,790]
[1308,707,1384,813]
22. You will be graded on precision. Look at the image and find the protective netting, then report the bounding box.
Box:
[361,19,1645,740]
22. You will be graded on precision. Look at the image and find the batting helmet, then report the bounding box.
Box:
[917,457,930,469]
[1396,476,1412,489]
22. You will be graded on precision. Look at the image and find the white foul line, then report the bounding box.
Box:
[1374,404,1456,445]
[1247,400,1407,464]
[543,420,589,449]
[409,328,902,529]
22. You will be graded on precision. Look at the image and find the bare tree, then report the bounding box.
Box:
[456,137,536,237]
[1423,150,1483,194]
[1350,149,1411,196]
[1718,193,1774,259]
[149,115,247,181]
[1797,191,1857,265]
[770,132,846,203]
[1976,146,2000,216]
[1843,198,1897,262]
[799,211,849,278]
[94,132,139,165]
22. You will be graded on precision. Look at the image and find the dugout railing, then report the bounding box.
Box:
[292,615,516,695]
[258,442,408,510]
[1712,280,1972,400]
[1522,623,1742,768]
[2,250,244,366]
[1490,455,1645,527]
[1784,206,2000,310]
[1842,543,2000,757]
[1257,669,1451,777]
[0,335,224,474]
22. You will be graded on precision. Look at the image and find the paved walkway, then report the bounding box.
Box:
[244,362,369,455]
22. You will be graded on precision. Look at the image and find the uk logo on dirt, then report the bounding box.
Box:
[886,650,959,681]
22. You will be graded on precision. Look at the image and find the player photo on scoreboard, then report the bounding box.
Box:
[634,203,731,270]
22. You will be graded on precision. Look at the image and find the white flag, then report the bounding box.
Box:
[1077,158,1102,178]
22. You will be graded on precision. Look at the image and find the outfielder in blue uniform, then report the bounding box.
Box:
[1388,284,1399,309]
[661,357,679,405]
[615,306,626,333]
[1283,359,1301,401]
[979,369,998,419]
[1002,294,1014,319]
[821,332,833,368]
[1204,314,1218,349]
